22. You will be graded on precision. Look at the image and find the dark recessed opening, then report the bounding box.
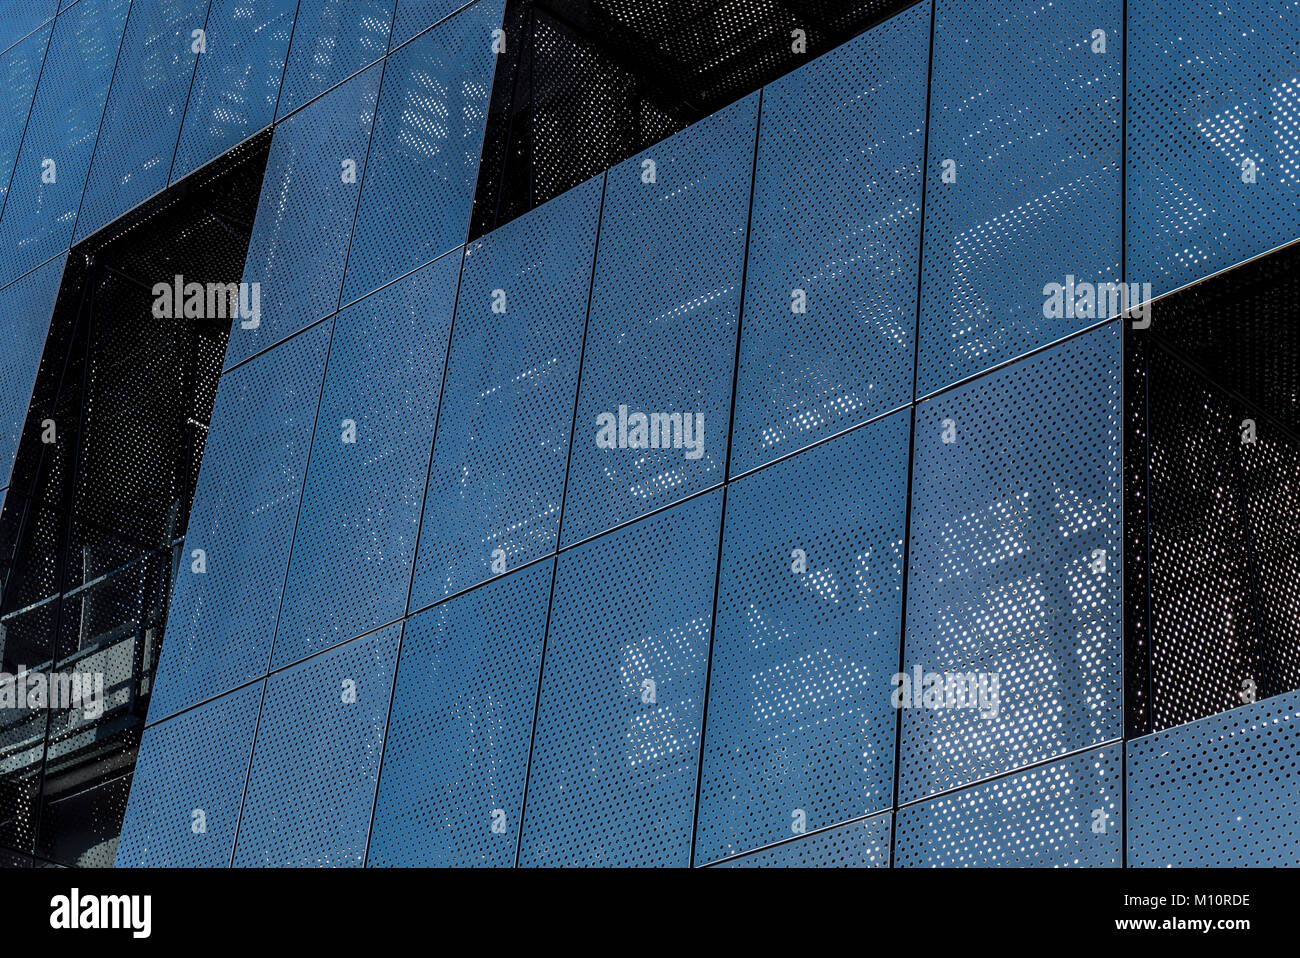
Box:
[0,131,270,866]
[1125,239,1300,737]
[469,0,922,239]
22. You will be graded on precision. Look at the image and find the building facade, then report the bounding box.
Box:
[0,0,1296,867]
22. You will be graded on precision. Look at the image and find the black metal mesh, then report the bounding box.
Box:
[1125,239,1300,734]
[0,131,269,866]
[469,0,922,238]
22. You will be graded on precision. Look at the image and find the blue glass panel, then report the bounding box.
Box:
[0,0,130,279]
[232,624,400,867]
[225,62,381,368]
[409,176,600,607]
[390,0,467,48]
[0,255,63,486]
[170,0,297,181]
[275,0,394,119]
[560,94,757,547]
[273,251,460,669]
[712,814,890,868]
[696,410,909,863]
[75,0,208,242]
[1128,0,1300,295]
[895,746,1121,866]
[0,1,56,54]
[368,560,551,866]
[0,22,51,222]
[518,492,722,867]
[115,683,263,867]
[899,324,1121,803]
[916,0,1121,395]
[340,0,505,303]
[148,322,330,723]
[1128,690,1300,866]
[730,4,927,474]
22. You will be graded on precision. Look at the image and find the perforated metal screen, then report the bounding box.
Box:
[276,0,395,119]
[895,747,1121,867]
[916,0,1121,396]
[149,322,329,723]
[0,255,64,487]
[560,95,755,546]
[409,175,601,606]
[730,6,926,475]
[226,63,381,368]
[274,250,460,668]
[1128,690,1300,867]
[899,323,1121,803]
[713,813,891,868]
[368,560,552,866]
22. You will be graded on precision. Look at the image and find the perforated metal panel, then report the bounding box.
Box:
[899,324,1121,803]
[115,682,263,867]
[340,0,504,304]
[0,1,56,54]
[695,411,909,864]
[1128,0,1300,296]
[1241,434,1300,699]
[368,560,551,866]
[409,176,600,606]
[148,322,329,723]
[232,623,400,867]
[729,5,927,475]
[74,0,208,243]
[1129,690,1300,867]
[170,0,297,181]
[276,0,394,119]
[0,0,130,280]
[895,746,1120,866]
[274,251,460,669]
[712,813,891,868]
[0,21,51,224]
[0,255,64,487]
[1145,351,1259,730]
[916,0,1121,396]
[390,0,469,48]
[225,63,381,369]
[560,95,756,546]
[518,492,721,866]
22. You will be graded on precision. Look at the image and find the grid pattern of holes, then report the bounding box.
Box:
[900,324,1121,803]
[519,492,721,866]
[560,94,756,546]
[0,22,52,224]
[696,411,909,863]
[1128,691,1300,867]
[895,746,1121,866]
[273,251,460,669]
[1146,351,1260,731]
[74,0,208,243]
[712,813,891,868]
[0,1,57,54]
[916,0,1121,396]
[170,0,297,181]
[232,623,400,867]
[148,322,329,723]
[368,560,551,866]
[1241,436,1300,696]
[730,6,927,474]
[276,0,394,119]
[115,682,263,866]
[1127,0,1300,296]
[0,0,131,281]
[391,0,469,47]
[340,0,504,304]
[409,176,600,606]
[0,256,65,487]
[226,63,381,368]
